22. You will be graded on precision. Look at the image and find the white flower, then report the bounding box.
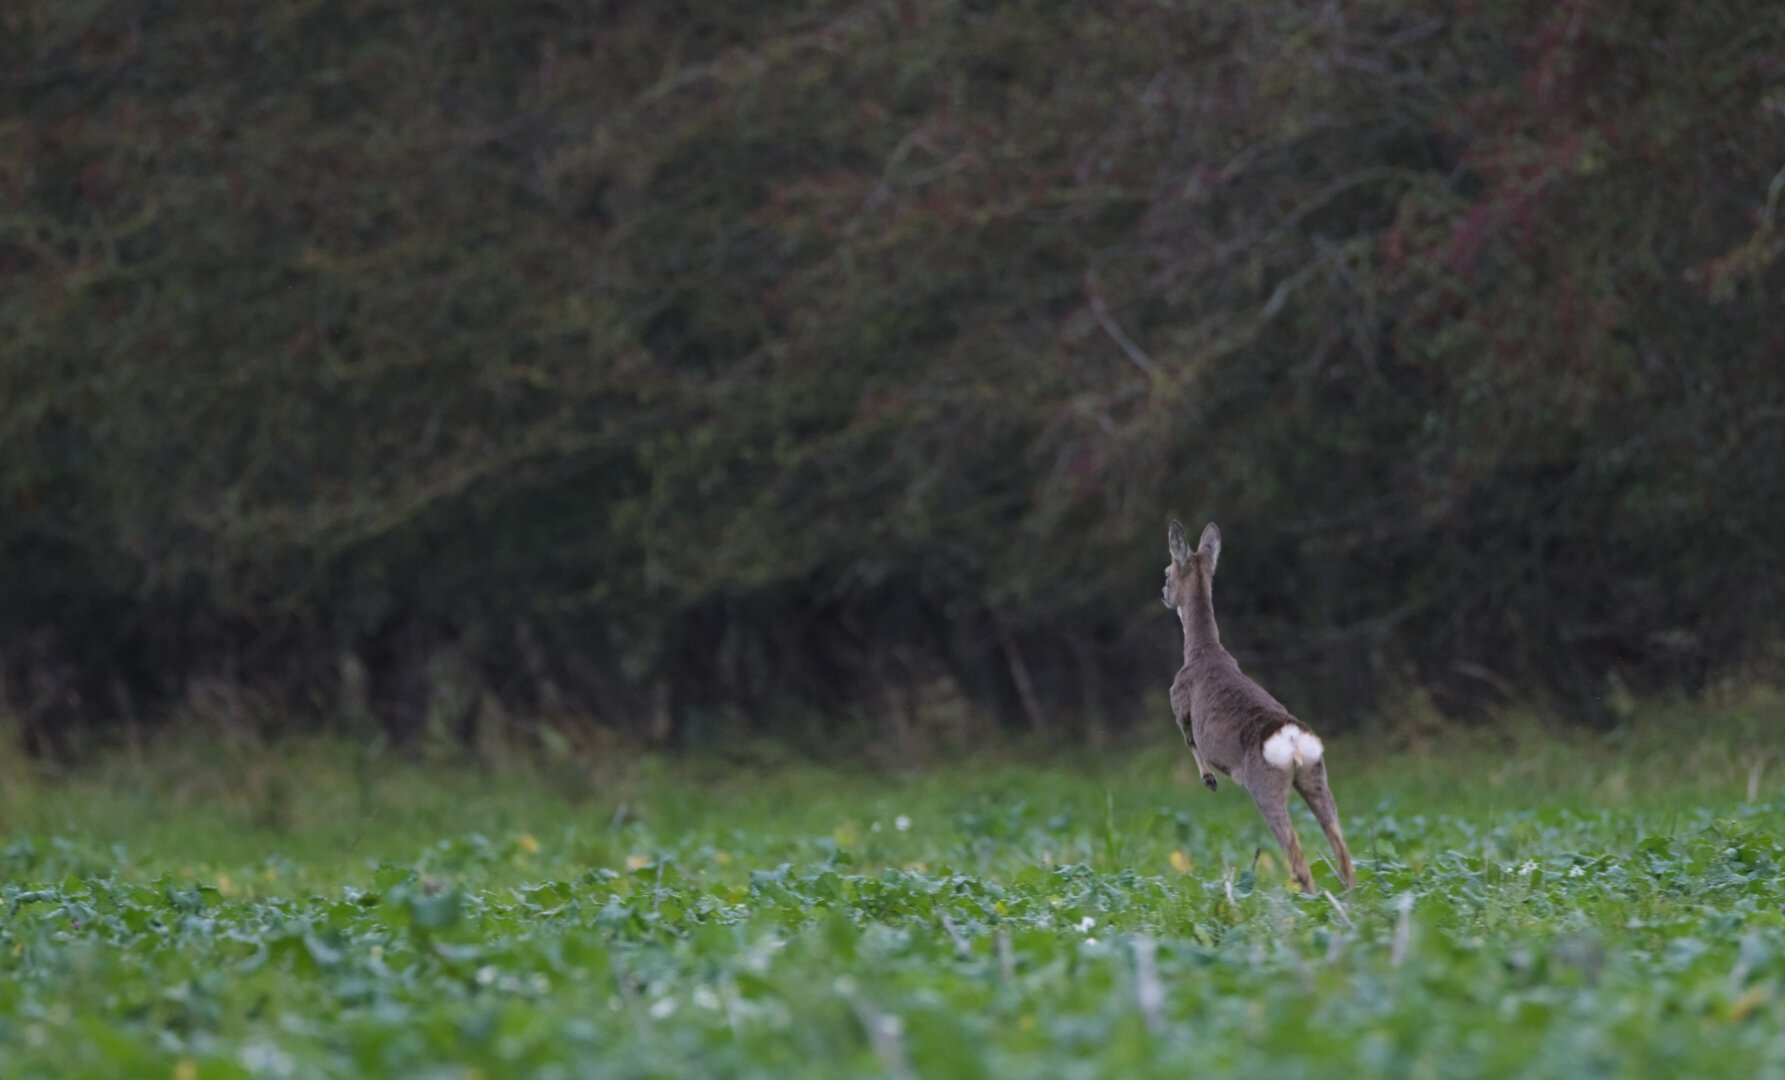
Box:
[1568,865,1585,878]
[239,1042,297,1079]
[1084,937,1099,946]
[649,997,678,1019]
[895,815,912,832]
[1518,860,1538,875]
[1078,916,1096,932]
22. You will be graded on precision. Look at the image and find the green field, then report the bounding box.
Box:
[3,702,1784,1079]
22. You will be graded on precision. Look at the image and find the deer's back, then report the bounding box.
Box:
[1172,651,1304,778]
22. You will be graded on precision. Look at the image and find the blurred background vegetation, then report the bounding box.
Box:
[2,0,1782,759]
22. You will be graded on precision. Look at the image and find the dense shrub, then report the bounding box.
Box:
[3,1,1782,751]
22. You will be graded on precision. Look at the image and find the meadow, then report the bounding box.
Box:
[2,699,1784,1079]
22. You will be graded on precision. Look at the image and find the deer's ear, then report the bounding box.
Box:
[1198,523,1221,574]
[1168,520,1190,565]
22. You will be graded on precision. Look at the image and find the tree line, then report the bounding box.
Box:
[3,0,1782,755]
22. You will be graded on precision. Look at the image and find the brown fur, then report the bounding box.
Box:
[1163,521,1356,893]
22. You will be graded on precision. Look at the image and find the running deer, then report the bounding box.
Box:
[1163,520,1356,894]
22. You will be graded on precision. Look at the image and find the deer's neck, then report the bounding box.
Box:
[1178,582,1221,663]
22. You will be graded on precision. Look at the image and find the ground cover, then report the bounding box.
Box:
[2,702,1783,1078]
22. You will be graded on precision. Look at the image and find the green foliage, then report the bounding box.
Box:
[2,1,1783,742]
[4,711,1785,1076]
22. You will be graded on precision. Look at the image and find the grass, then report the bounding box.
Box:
[2,696,1784,1079]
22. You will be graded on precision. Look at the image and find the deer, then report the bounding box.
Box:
[1162,520,1356,895]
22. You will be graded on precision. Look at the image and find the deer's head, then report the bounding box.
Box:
[1162,520,1221,610]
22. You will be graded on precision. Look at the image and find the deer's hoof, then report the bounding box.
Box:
[1202,773,1218,791]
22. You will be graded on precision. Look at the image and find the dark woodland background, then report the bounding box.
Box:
[2,1,1782,757]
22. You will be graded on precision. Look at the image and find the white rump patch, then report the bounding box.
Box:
[1261,725,1324,772]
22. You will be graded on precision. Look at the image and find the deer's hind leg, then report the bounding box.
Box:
[1244,768,1314,894]
[1293,760,1356,890]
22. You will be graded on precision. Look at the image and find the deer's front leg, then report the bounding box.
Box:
[1181,727,1218,791]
